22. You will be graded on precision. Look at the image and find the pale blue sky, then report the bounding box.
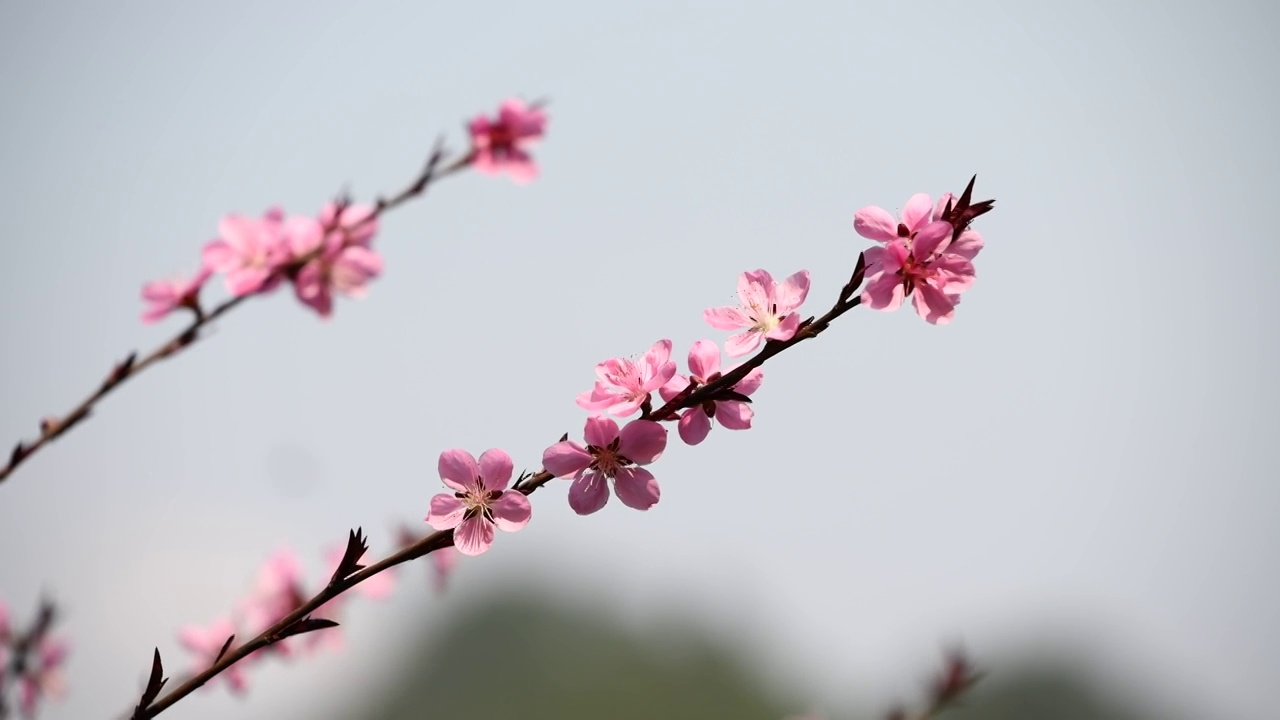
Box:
[1,1,1276,718]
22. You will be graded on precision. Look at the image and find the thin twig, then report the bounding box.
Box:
[0,140,466,486]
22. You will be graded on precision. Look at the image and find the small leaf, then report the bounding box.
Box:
[330,528,369,585]
[135,648,168,710]
[839,252,868,303]
[213,634,235,664]
[713,389,753,404]
[276,617,340,641]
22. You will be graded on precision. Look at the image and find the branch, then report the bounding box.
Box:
[1,140,466,486]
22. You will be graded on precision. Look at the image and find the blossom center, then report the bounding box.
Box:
[588,440,633,478]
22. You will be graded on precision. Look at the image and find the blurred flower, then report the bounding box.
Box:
[468,99,548,183]
[426,449,531,556]
[178,618,250,693]
[139,267,211,324]
[576,339,677,417]
[201,209,290,296]
[704,269,810,356]
[660,340,763,445]
[17,635,69,718]
[292,203,384,318]
[543,416,666,514]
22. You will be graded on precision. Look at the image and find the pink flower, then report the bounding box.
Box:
[239,548,309,657]
[139,267,212,324]
[861,220,975,325]
[0,597,9,642]
[17,636,69,717]
[853,192,937,245]
[290,203,384,318]
[319,202,379,248]
[576,339,678,417]
[704,269,811,357]
[426,449,532,556]
[659,340,764,445]
[178,618,250,693]
[468,99,548,184]
[542,416,667,515]
[201,210,290,296]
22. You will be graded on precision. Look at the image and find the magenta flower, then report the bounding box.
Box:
[704,269,811,357]
[861,220,975,325]
[576,339,677,417]
[542,416,667,514]
[179,618,251,693]
[201,210,290,296]
[17,636,69,717]
[659,340,764,445]
[467,99,548,184]
[426,448,532,556]
[139,267,212,324]
[290,203,384,318]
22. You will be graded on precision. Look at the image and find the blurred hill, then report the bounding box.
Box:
[364,593,1182,720]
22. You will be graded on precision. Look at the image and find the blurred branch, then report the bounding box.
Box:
[0,140,466,487]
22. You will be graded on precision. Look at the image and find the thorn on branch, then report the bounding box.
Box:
[330,527,370,585]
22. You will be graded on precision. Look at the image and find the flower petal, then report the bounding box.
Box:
[490,491,532,532]
[618,419,667,464]
[568,470,610,515]
[913,282,957,325]
[426,494,466,530]
[453,515,496,556]
[911,220,953,259]
[613,467,660,510]
[715,400,754,430]
[703,305,751,331]
[687,339,720,381]
[583,415,620,448]
[437,449,479,493]
[853,206,898,242]
[677,408,712,445]
[542,441,593,477]
[901,193,934,232]
[861,272,905,312]
[724,330,762,358]
[477,448,514,492]
[774,270,811,314]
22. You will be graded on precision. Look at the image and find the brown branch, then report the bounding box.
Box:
[1,140,467,487]
[127,177,994,718]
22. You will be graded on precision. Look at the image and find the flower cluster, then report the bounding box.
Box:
[139,99,548,326]
[0,597,69,719]
[854,190,986,325]
[425,181,991,557]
